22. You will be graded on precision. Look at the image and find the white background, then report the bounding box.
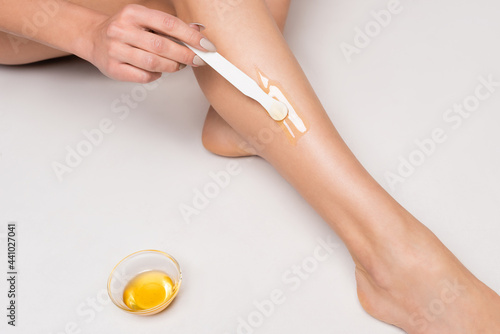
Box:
[1,0,499,333]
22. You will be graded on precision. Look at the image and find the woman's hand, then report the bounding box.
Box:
[89,4,215,83]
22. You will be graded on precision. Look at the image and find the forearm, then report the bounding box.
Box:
[0,0,107,61]
[174,0,416,256]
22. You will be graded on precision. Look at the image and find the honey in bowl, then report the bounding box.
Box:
[122,270,175,311]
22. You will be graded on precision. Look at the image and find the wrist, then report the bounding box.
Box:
[59,1,108,63]
[71,13,109,64]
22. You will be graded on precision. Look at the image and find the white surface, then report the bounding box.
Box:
[1,0,500,333]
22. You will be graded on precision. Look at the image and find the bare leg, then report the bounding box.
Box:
[201,0,290,157]
[201,106,253,157]
[171,0,500,333]
[0,32,69,65]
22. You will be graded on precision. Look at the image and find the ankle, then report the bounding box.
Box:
[352,213,443,288]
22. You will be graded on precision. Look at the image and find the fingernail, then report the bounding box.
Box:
[200,38,216,52]
[193,55,206,66]
[179,63,187,70]
[189,23,206,31]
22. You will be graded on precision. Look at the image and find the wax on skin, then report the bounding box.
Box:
[256,70,309,144]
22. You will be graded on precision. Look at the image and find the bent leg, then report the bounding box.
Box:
[201,0,290,157]
[172,0,500,333]
[0,32,69,65]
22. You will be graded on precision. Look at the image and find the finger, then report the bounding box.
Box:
[115,43,184,73]
[124,30,200,67]
[189,23,206,32]
[129,5,216,52]
[112,63,162,83]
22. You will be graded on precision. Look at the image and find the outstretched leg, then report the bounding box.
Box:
[172,0,500,333]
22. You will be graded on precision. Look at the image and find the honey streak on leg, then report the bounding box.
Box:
[256,69,309,145]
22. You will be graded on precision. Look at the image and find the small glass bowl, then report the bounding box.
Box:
[107,250,182,315]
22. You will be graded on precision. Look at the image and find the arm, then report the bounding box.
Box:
[0,1,215,82]
[0,0,107,63]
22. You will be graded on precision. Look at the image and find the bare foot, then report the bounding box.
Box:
[202,107,500,334]
[353,217,500,333]
[201,106,254,157]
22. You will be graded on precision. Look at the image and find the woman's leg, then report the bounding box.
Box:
[201,0,291,157]
[171,0,500,333]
